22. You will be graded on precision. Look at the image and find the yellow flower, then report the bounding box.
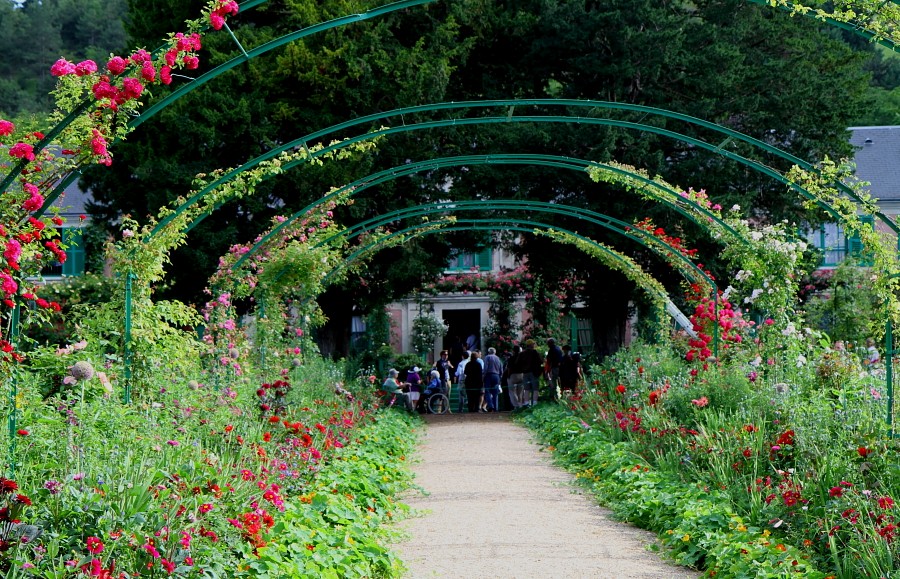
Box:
[682,534,691,542]
[762,529,771,537]
[736,524,747,532]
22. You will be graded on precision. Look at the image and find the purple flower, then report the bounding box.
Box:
[43,480,62,495]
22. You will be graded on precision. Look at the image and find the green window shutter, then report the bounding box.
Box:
[846,216,875,266]
[62,228,85,276]
[476,247,492,271]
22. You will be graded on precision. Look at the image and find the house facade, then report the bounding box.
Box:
[804,126,900,265]
[385,245,528,363]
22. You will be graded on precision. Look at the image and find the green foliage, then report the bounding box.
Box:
[22,273,116,346]
[519,405,827,577]
[409,310,448,355]
[804,262,881,346]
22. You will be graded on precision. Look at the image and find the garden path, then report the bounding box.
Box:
[392,412,699,579]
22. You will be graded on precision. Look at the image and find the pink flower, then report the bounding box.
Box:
[130,49,151,64]
[0,273,17,298]
[4,239,22,263]
[92,79,118,100]
[166,440,179,446]
[90,130,108,157]
[9,142,35,161]
[141,63,156,83]
[50,58,76,76]
[690,396,709,408]
[182,55,199,69]
[22,189,43,212]
[86,536,104,554]
[107,56,127,75]
[0,119,14,136]
[209,12,225,30]
[122,77,143,99]
[74,60,98,76]
[160,65,172,85]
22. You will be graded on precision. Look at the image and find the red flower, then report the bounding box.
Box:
[829,486,843,498]
[262,432,271,442]
[86,536,104,554]
[648,390,660,406]
[858,446,871,458]
[879,496,895,510]
[615,385,626,394]
[9,142,35,161]
[15,429,28,436]
[776,430,795,446]
[107,56,127,75]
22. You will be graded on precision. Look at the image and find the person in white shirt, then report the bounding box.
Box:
[455,350,470,413]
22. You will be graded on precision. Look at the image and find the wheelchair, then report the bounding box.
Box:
[422,387,450,415]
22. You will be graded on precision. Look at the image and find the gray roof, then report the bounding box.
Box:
[51,176,92,219]
[849,126,900,201]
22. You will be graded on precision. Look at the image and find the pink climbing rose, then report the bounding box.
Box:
[0,120,13,136]
[50,58,76,77]
[107,56,127,75]
[74,60,98,76]
[8,143,34,161]
[122,77,143,99]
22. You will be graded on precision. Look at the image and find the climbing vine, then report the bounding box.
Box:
[787,158,900,336]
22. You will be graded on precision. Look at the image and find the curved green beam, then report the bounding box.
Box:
[1,0,270,196]
[228,153,748,274]
[153,110,884,242]
[309,200,715,287]
[29,1,900,231]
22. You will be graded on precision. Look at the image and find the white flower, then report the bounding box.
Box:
[796,354,807,368]
[731,204,741,212]
[750,356,762,367]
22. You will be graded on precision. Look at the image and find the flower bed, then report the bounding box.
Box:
[518,339,900,578]
[6,357,417,577]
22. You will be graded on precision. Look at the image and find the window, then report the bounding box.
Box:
[804,216,874,268]
[40,227,85,277]
[446,247,492,272]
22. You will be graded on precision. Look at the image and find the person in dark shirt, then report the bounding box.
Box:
[464,351,483,413]
[519,339,544,407]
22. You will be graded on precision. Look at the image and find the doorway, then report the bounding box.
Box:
[441,309,481,366]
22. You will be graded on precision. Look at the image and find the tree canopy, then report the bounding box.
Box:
[50,0,882,351]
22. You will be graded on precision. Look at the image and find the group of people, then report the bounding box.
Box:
[381,337,583,413]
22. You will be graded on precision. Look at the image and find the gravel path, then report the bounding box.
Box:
[392,412,699,579]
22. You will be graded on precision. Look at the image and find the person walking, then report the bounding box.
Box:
[406,365,423,411]
[434,350,454,401]
[545,338,564,401]
[482,347,503,412]
[558,345,582,394]
[520,339,544,407]
[464,351,484,414]
[505,344,525,410]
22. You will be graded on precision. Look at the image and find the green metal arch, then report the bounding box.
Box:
[318,219,672,308]
[26,1,900,234]
[148,106,890,242]
[251,200,714,291]
[228,153,749,274]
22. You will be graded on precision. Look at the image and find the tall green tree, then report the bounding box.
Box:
[79,0,872,354]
